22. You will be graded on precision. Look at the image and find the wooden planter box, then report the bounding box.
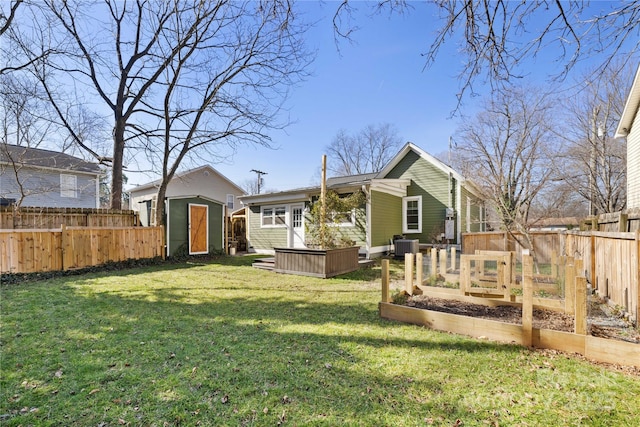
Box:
[274,246,360,278]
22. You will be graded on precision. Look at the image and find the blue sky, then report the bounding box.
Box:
[125,1,631,193]
[147,1,468,192]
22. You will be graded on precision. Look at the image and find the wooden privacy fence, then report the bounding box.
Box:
[0,226,164,274]
[462,230,640,325]
[0,207,139,229]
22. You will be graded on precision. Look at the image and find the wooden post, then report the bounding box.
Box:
[381,259,390,303]
[590,233,596,290]
[439,249,447,275]
[522,254,534,347]
[565,258,576,315]
[575,258,584,281]
[60,224,67,271]
[618,213,628,232]
[430,247,437,277]
[320,155,327,247]
[636,230,640,326]
[416,252,423,287]
[405,253,414,295]
[450,246,456,271]
[551,250,557,279]
[460,255,469,295]
[575,276,588,335]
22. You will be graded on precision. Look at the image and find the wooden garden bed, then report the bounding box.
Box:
[274,246,360,278]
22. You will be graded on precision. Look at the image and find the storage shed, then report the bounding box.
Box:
[165,195,225,257]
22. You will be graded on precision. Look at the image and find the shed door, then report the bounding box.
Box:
[189,203,209,255]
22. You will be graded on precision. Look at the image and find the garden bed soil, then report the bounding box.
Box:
[405,294,640,344]
[402,294,640,376]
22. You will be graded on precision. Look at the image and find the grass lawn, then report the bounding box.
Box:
[1,256,639,426]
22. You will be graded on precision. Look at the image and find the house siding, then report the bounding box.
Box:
[0,166,98,208]
[331,207,367,248]
[247,205,289,251]
[384,150,452,242]
[166,197,223,256]
[628,110,640,209]
[370,190,402,247]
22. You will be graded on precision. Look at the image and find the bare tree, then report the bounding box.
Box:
[0,0,22,37]
[454,86,557,260]
[4,0,310,211]
[555,63,631,215]
[141,1,310,225]
[333,1,640,105]
[326,123,402,176]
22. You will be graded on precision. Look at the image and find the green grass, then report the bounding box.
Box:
[1,256,639,426]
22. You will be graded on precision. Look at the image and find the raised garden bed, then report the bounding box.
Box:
[274,246,360,278]
[379,296,640,369]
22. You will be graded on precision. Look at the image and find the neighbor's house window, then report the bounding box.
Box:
[226,194,234,210]
[60,174,77,198]
[261,205,286,227]
[402,196,422,233]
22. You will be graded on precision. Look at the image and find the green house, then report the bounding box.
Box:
[239,143,486,258]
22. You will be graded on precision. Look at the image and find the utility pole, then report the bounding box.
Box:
[250,169,267,194]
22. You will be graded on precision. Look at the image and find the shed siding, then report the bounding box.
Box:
[628,111,640,209]
[0,166,97,208]
[370,190,402,247]
[384,150,451,242]
[167,197,223,256]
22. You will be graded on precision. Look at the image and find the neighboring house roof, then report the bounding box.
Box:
[0,144,101,175]
[615,63,640,138]
[128,165,246,196]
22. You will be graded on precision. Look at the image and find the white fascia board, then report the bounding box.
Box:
[369,179,411,197]
[240,191,311,206]
[615,63,640,138]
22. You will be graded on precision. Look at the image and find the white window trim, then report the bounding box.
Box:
[261,205,287,228]
[402,195,422,234]
[226,194,234,210]
[60,174,77,198]
[327,209,357,227]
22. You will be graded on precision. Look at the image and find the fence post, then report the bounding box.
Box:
[551,250,557,278]
[565,257,576,315]
[381,259,390,303]
[405,253,414,295]
[636,230,640,326]
[522,254,534,347]
[460,255,469,295]
[450,246,457,271]
[575,276,587,335]
[60,224,67,271]
[430,247,437,277]
[416,252,423,287]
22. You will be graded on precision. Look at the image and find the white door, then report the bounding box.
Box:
[290,205,305,248]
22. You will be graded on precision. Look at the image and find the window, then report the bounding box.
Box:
[60,174,77,198]
[403,196,422,233]
[261,205,286,227]
[327,210,355,226]
[226,194,234,210]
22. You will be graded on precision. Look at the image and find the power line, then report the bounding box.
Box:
[250,169,267,194]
